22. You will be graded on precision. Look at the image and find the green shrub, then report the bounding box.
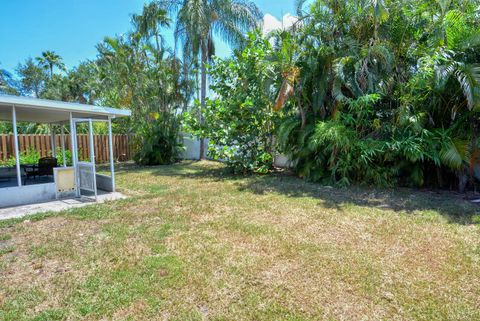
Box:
[0,148,73,167]
[0,148,40,167]
[185,31,280,174]
[133,114,184,166]
[55,149,73,166]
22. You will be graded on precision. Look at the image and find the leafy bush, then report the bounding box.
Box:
[0,148,73,167]
[278,92,471,188]
[0,148,40,167]
[274,0,480,191]
[133,113,184,166]
[185,31,280,174]
[55,149,73,166]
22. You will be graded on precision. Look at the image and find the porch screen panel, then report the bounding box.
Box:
[78,163,95,192]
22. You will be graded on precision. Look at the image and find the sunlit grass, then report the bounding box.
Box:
[1,161,479,320]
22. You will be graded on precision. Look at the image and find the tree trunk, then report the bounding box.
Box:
[458,167,468,193]
[155,27,161,59]
[435,166,443,189]
[199,41,208,160]
[297,86,306,129]
[182,60,189,113]
[196,67,200,101]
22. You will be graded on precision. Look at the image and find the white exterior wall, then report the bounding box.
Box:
[181,134,202,160]
[180,135,292,168]
[274,154,294,168]
[0,183,56,208]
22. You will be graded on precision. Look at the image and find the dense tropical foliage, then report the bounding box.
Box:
[183,0,480,191]
[273,0,480,191]
[164,0,262,158]
[1,2,193,164]
[2,0,480,191]
[1,0,262,165]
[0,68,17,95]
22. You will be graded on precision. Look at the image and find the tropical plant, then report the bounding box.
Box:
[41,74,73,101]
[16,58,47,97]
[0,148,73,167]
[133,113,184,165]
[163,0,263,158]
[0,68,18,95]
[185,32,280,173]
[132,2,171,55]
[36,51,66,79]
[274,0,480,191]
[94,10,191,164]
[67,61,100,104]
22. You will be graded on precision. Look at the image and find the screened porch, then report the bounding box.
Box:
[0,95,131,208]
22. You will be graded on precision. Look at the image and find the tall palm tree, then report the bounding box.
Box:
[132,2,171,55]
[162,0,262,158]
[36,51,65,79]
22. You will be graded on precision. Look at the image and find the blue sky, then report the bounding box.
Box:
[0,0,297,73]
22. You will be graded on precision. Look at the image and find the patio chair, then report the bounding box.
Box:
[0,166,19,182]
[24,157,58,184]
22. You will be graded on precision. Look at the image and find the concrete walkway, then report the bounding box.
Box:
[0,192,127,221]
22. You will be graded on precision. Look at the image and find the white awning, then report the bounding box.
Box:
[0,94,131,123]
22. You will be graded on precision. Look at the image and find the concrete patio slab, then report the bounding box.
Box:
[0,192,127,221]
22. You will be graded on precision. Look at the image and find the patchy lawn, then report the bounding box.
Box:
[1,161,479,320]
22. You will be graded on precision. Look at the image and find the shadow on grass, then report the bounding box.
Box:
[113,160,236,181]
[238,173,480,225]
[114,161,480,226]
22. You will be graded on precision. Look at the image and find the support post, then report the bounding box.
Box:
[50,124,56,157]
[88,120,98,200]
[12,106,22,187]
[70,113,79,197]
[108,117,115,192]
[60,125,66,167]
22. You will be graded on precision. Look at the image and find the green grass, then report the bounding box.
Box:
[1,161,479,320]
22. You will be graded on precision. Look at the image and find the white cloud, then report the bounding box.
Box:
[262,13,298,35]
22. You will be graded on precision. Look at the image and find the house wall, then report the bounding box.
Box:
[181,134,201,160]
[0,183,56,208]
[180,135,293,168]
[180,134,209,160]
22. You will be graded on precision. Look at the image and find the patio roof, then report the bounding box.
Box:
[0,94,131,123]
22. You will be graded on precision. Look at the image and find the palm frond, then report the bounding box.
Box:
[444,9,468,49]
[440,138,469,169]
[295,0,309,17]
[453,63,480,111]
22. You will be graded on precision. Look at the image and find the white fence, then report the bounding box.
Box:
[180,134,292,168]
[181,135,203,160]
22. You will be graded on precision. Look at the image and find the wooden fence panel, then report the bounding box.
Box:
[0,134,132,163]
[1,135,8,161]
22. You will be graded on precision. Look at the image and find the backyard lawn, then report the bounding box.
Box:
[1,161,479,320]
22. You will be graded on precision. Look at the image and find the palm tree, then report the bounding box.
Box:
[67,61,100,104]
[132,2,171,55]
[36,51,65,79]
[162,0,262,158]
